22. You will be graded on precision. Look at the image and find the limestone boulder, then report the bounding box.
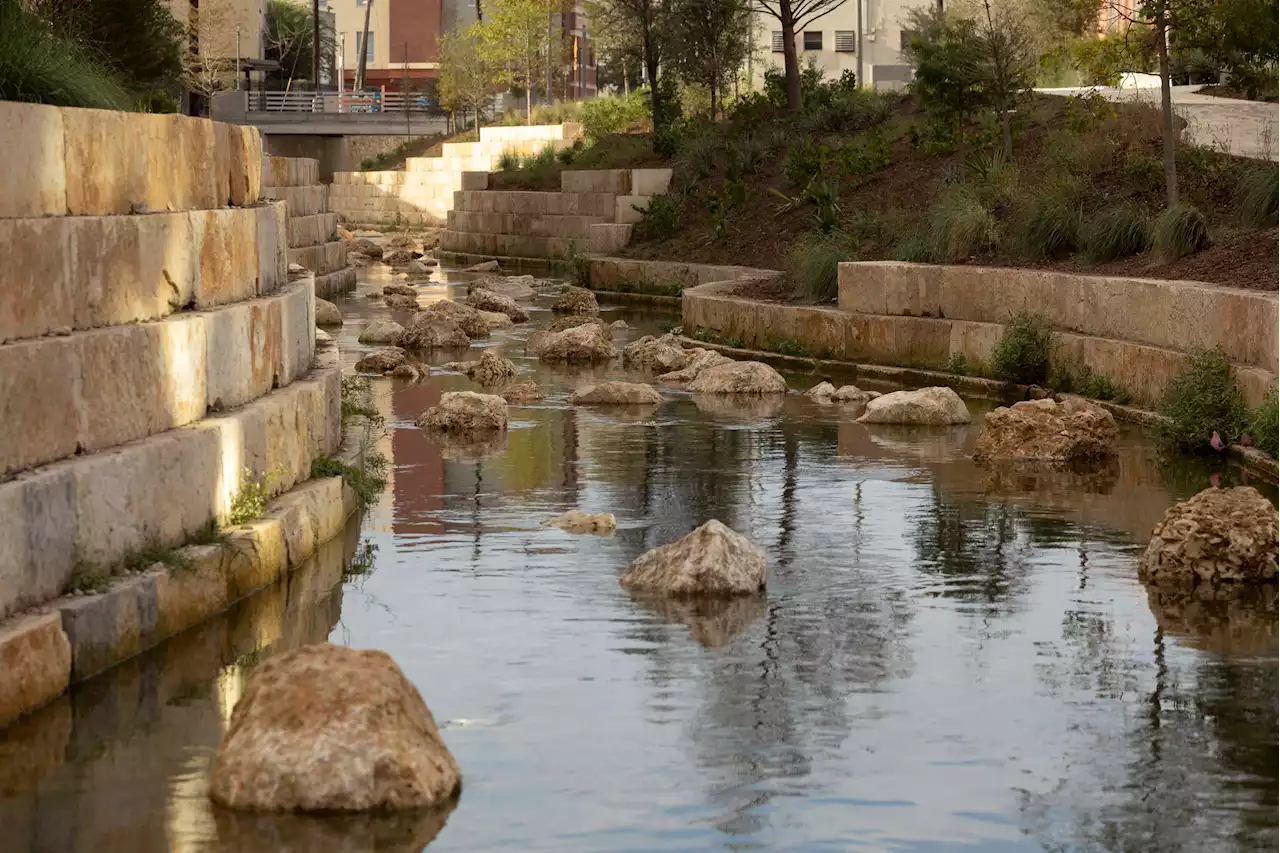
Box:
[352,238,383,259]
[468,275,537,300]
[466,288,529,322]
[529,322,616,363]
[572,381,662,405]
[397,313,470,350]
[315,298,343,327]
[355,347,409,374]
[384,249,414,266]
[384,294,420,312]
[383,283,419,297]
[610,320,632,331]
[390,362,426,381]
[805,381,836,399]
[417,391,508,437]
[1138,487,1279,586]
[347,251,372,267]
[337,226,355,240]
[423,300,492,338]
[659,348,733,383]
[623,334,691,373]
[501,381,543,403]
[406,259,437,275]
[208,644,460,812]
[688,361,787,395]
[386,234,415,249]
[832,385,881,403]
[358,319,405,345]
[546,315,606,334]
[856,386,970,425]
[543,510,617,534]
[443,350,518,386]
[477,310,514,330]
[620,520,767,597]
[551,286,599,315]
[973,398,1119,467]
[465,260,500,272]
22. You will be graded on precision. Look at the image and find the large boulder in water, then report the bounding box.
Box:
[658,348,732,383]
[384,294,420,312]
[551,286,599,315]
[501,381,543,403]
[383,283,419,297]
[423,300,492,338]
[546,315,606,334]
[351,238,383,259]
[856,386,970,425]
[208,644,460,811]
[623,334,691,373]
[465,288,528,322]
[620,520,767,596]
[973,397,1118,467]
[315,298,343,326]
[1138,487,1278,586]
[687,361,787,395]
[397,312,470,349]
[572,380,662,405]
[355,346,411,374]
[416,391,508,437]
[528,322,616,363]
[443,350,517,386]
[358,319,404,345]
[467,275,537,300]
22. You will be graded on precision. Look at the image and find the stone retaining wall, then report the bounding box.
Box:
[262,155,355,297]
[0,107,348,726]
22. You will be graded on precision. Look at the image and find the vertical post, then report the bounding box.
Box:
[856,0,863,87]
[312,0,321,92]
[338,33,345,111]
[404,41,411,140]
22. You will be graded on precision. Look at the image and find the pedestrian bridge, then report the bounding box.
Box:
[211,90,452,136]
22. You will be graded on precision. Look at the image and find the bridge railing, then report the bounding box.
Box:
[246,89,445,115]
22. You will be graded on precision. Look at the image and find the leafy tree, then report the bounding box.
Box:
[264,0,335,91]
[902,6,986,132]
[440,24,499,129]
[669,0,752,118]
[754,0,850,110]
[585,0,675,147]
[967,0,1037,160]
[479,0,564,123]
[584,0,645,93]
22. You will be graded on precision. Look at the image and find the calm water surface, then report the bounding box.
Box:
[2,263,1276,853]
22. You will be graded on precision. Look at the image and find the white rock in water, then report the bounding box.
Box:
[543,510,617,534]
[856,386,970,425]
[620,520,766,596]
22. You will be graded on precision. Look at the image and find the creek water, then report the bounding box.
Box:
[2,264,1276,853]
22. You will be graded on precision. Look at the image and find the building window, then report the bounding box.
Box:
[771,31,784,53]
[803,31,822,51]
[835,31,856,52]
[357,31,374,62]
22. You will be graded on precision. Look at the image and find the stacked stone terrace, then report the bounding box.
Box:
[0,103,342,725]
[438,167,674,260]
[328,123,582,228]
[262,155,354,297]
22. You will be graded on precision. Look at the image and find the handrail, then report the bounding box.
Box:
[247,89,444,115]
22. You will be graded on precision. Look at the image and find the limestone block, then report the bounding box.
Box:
[0,337,80,474]
[62,108,148,215]
[0,612,71,726]
[615,195,649,225]
[0,219,75,343]
[58,572,156,681]
[195,208,260,308]
[0,468,77,618]
[256,202,289,295]
[262,156,319,188]
[204,296,282,411]
[278,276,316,386]
[314,266,358,298]
[589,223,633,254]
[151,550,230,640]
[288,241,347,276]
[0,102,66,218]
[261,185,329,216]
[287,213,339,248]
[211,122,235,208]
[631,168,673,196]
[233,126,264,206]
[222,518,289,601]
[172,114,219,211]
[460,171,489,191]
[261,479,339,565]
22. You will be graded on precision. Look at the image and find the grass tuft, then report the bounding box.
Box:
[1019,194,1081,260]
[788,232,851,302]
[1152,202,1209,261]
[928,187,998,261]
[0,1,130,109]
[1248,387,1279,458]
[1235,166,1278,228]
[1081,205,1151,262]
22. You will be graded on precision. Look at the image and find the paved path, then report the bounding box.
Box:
[1040,84,1278,161]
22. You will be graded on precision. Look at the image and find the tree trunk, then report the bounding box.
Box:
[356,0,373,91]
[1000,106,1012,161]
[623,62,629,95]
[780,6,801,111]
[526,57,533,123]
[1155,2,1179,206]
[311,0,321,88]
[643,29,660,135]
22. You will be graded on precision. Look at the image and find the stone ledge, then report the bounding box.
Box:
[448,209,607,239]
[0,102,262,218]
[438,229,578,259]
[0,612,71,727]
[0,203,288,345]
[261,185,329,217]
[288,240,347,276]
[453,189,618,217]
[315,266,358,297]
[55,475,356,684]
[287,212,339,248]
[262,156,320,188]
[0,279,315,478]
[0,363,341,619]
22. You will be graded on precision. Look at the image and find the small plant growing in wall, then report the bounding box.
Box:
[1156,347,1250,455]
[228,466,286,526]
[991,312,1055,385]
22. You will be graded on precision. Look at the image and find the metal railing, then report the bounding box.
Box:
[247,89,443,115]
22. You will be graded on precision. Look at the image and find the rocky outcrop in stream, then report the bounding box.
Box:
[687,361,787,395]
[209,644,460,812]
[543,510,617,534]
[444,351,518,386]
[466,288,528,322]
[417,391,508,437]
[1138,487,1279,587]
[623,334,692,373]
[528,322,616,363]
[551,286,599,315]
[973,398,1119,467]
[620,520,767,596]
[358,319,404,344]
[397,313,470,349]
[856,387,971,425]
[314,298,343,326]
[572,381,662,405]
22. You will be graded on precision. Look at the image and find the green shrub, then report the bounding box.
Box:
[783,139,825,187]
[636,192,684,240]
[0,0,131,109]
[991,312,1055,385]
[947,353,970,375]
[1248,387,1279,457]
[894,232,934,262]
[774,338,810,357]
[1077,372,1130,404]
[788,232,851,302]
[806,179,842,234]
[1081,205,1152,262]
[803,87,894,134]
[1121,149,1164,191]
[1157,347,1249,454]
[556,146,577,165]
[1019,194,1081,259]
[1235,165,1278,227]
[726,134,769,178]
[1152,203,1209,261]
[928,187,998,261]
[312,453,389,509]
[497,150,520,171]
[228,467,284,526]
[677,132,721,179]
[836,129,891,180]
[579,89,651,141]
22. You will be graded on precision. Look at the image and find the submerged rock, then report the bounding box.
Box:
[465,288,528,322]
[551,286,599,315]
[856,386,970,425]
[687,361,787,395]
[623,334,691,373]
[805,381,836,399]
[386,234,415,249]
[621,520,767,596]
[500,381,543,403]
[610,319,632,331]
[831,385,881,403]
[423,299,492,338]
[973,397,1119,467]
[443,350,518,386]
[315,298,343,326]
[351,238,383,259]
[208,644,460,812]
[406,258,437,275]
[355,347,410,374]
[658,348,732,383]
[358,319,405,345]
[1138,487,1278,587]
[572,380,662,405]
[383,283,419,297]
[383,249,415,266]
[397,313,470,349]
[528,322,616,363]
[383,294,420,312]
[465,260,500,272]
[543,510,617,534]
[417,391,508,436]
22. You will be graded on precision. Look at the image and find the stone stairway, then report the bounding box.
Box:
[328,123,581,228]
[437,167,674,260]
[262,156,354,296]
